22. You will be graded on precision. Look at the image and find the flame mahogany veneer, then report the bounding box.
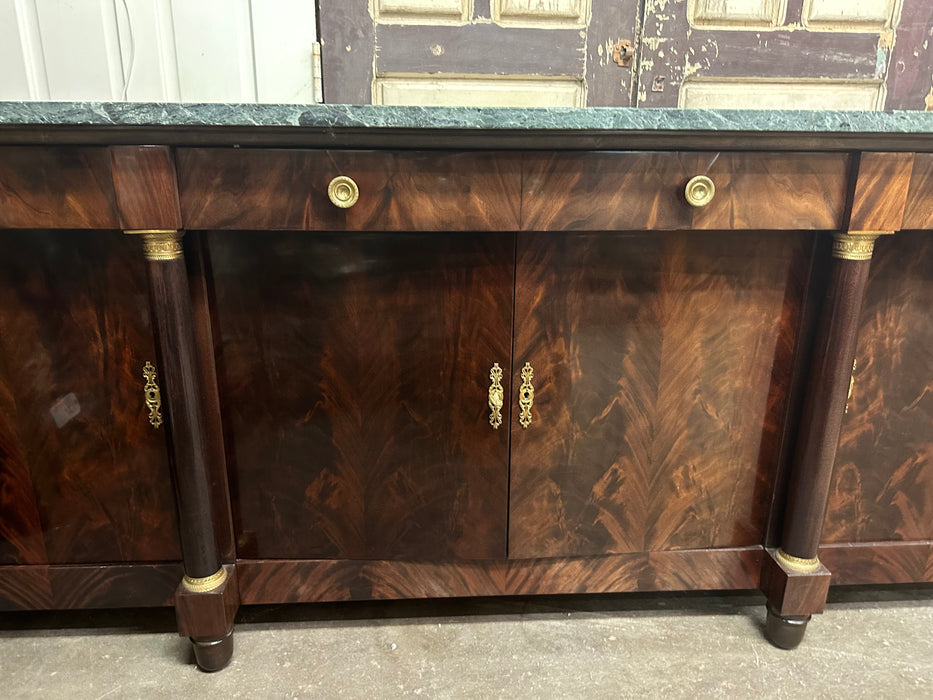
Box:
[0,137,930,668]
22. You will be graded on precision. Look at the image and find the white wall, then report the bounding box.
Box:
[0,0,318,102]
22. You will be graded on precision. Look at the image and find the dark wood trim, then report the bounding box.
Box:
[144,253,222,580]
[0,563,182,611]
[764,234,831,548]
[0,146,119,229]
[7,126,933,153]
[184,232,236,564]
[779,253,873,560]
[759,549,832,617]
[174,563,239,639]
[847,152,915,232]
[109,145,183,230]
[236,548,763,605]
[819,542,933,585]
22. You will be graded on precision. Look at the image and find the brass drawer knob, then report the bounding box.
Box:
[685,175,715,207]
[328,175,359,208]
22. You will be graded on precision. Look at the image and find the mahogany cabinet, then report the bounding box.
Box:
[1,112,931,671]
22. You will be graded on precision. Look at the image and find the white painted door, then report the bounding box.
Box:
[0,0,319,103]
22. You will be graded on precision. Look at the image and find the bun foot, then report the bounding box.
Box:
[192,628,234,672]
[765,603,810,650]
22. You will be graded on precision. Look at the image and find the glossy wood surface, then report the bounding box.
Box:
[902,153,933,229]
[174,564,238,638]
[0,563,182,610]
[847,152,914,232]
[146,253,222,579]
[177,149,522,231]
[208,232,513,561]
[109,145,182,230]
[0,147,119,229]
[818,542,933,585]
[236,547,763,604]
[0,230,180,566]
[759,550,831,616]
[185,233,236,563]
[824,233,933,544]
[508,231,809,558]
[780,254,873,559]
[521,152,849,232]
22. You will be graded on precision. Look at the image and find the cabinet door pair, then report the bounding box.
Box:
[210,228,811,564]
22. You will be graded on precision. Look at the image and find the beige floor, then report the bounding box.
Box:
[1,587,932,699]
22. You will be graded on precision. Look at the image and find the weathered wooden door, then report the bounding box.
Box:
[638,0,933,110]
[321,0,933,110]
[319,0,641,106]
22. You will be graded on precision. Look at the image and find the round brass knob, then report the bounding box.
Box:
[685,175,715,207]
[327,175,359,208]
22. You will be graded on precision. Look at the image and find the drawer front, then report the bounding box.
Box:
[177,149,522,231]
[522,152,851,231]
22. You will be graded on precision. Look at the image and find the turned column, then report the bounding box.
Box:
[761,152,914,649]
[111,146,237,671]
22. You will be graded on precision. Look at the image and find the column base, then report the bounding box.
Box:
[759,548,831,649]
[175,564,239,671]
[765,603,810,650]
[192,628,234,672]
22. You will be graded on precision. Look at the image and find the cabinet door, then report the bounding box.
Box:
[824,232,933,549]
[209,232,513,560]
[508,230,809,558]
[0,230,180,566]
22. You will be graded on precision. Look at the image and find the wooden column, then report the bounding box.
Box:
[111,146,237,672]
[761,152,913,649]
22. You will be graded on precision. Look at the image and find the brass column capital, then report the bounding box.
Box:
[125,229,185,261]
[831,230,894,261]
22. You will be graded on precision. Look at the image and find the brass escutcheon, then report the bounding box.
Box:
[143,361,163,428]
[328,175,359,208]
[488,363,504,430]
[519,363,535,429]
[685,175,715,207]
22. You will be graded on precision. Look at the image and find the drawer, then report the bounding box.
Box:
[522,151,851,231]
[177,148,522,231]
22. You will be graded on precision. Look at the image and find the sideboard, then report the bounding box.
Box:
[0,104,931,671]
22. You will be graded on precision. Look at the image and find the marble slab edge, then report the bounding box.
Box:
[1,102,933,151]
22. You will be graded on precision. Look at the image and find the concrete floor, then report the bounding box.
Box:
[1,587,932,699]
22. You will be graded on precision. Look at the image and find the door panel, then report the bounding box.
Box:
[0,230,180,565]
[637,0,933,110]
[210,232,513,560]
[508,230,808,558]
[319,0,640,106]
[824,232,933,544]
